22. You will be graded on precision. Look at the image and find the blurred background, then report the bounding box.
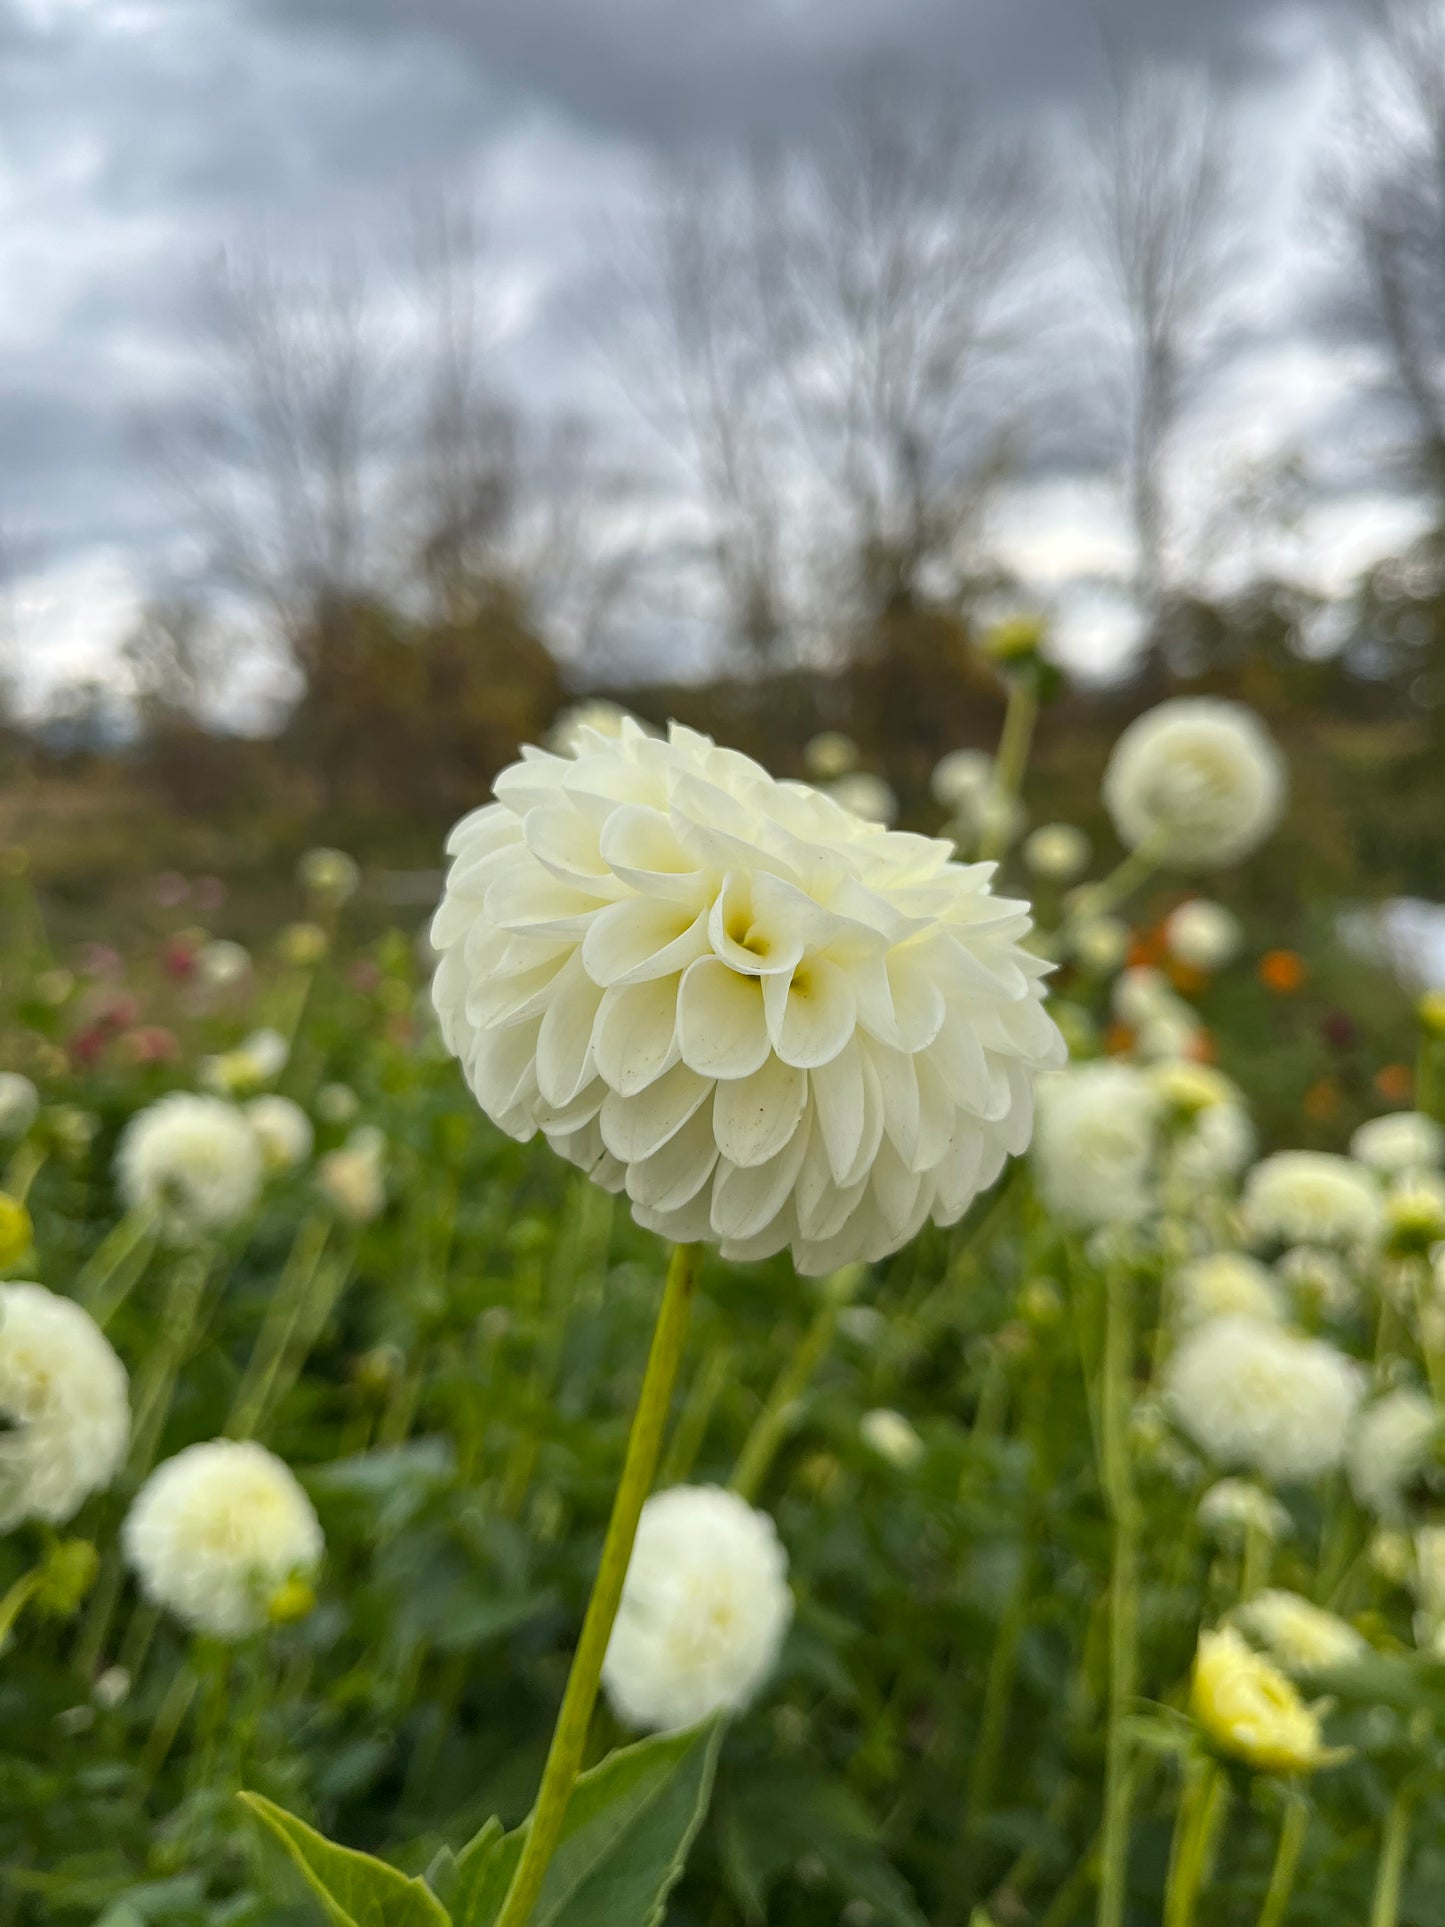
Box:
[4,0,1445,974]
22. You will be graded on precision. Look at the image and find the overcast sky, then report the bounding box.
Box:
[0,0,1428,710]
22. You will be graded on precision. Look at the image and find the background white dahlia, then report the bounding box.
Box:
[1031,1062,1159,1229]
[1242,1150,1384,1253]
[1164,1314,1364,1485]
[1102,698,1285,869]
[123,1437,323,1638]
[431,721,1064,1273]
[116,1093,264,1239]
[0,1282,129,1529]
[601,1484,792,1731]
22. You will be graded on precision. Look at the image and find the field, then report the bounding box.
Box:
[2,683,1445,1927]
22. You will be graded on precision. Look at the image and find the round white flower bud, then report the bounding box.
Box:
[0,1282,129,1528]
[1072,917,1130,975]
[116,1094,264,1240]
[1164,1315,1364,1486]
[123,1438,323,1639]
[1235,1588,1366,1675]
[1171,1252,1284,1330]
[859,1407,925,1468]
[1103,698,1285,870]
[430,722,1064,1274]
[1164,900,1242,973]
[1351,1111,1445,1178]
[315,1135,385,1223]
[1349,1388,1439,1521]
[602,1485,792,1731]
[0,1073,41,1139]
[930,748,992,811]
[1242,1151,1384,1253]
[315,1082,359,1125]
[297,846,360,907]
[196,940,252,990]
[1022,823,1091,884]
[245,1095,314,1173]
[1032,1063,1159,1230]
[803,732,860,781]
[1197,1478,1292,1546]
[824,772,898,828]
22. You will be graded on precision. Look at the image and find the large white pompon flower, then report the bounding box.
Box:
[1164,1315,1364,1485]
[1351,1111,1445,1178]
[431,722,1065,1274]
[1171,1252,1284,1329]
[1103,698,1286,870]
[123,1439,323,1639]
[602,1485,792,1731]
[1031,1063,1159,1229]
[116,1094,264,1239]
[1242,1152,1384,1253]
[0,1282,129,1528]
[1349,1388,1439,1521]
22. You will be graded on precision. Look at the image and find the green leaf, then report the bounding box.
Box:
[239,1792,452,1927]
[450,1720,724,1927]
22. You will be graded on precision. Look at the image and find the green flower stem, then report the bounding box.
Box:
[661,1343,735,1486]
[1162,1757,1227,1927]
[1369,1784,1417,1927]
[1256,1788,1310,1927]
[492,1239,700,1927]
[979,675,1039,862]
[730,1266,857,1504]
[1241,1517,1272,1600]
[0,1569,43,1651]
[1097,1261,1139,1927]
[226,1211,334,1439]
[3,1142,45,1206]
[78,1208,159,1327]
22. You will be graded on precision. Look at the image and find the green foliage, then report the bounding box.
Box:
[241,1794,450,1927]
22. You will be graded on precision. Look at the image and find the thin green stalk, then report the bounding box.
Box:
[1162,1758,1227,1927]
[730,1267,856,1503]
[226,1212,334,1438]
[0,1569,43,1651]
[1096,1261,1138,1927]
[492,1240,700,1927]
[79,1208,159,1326]
[965,1536,1035,1833]
[1256,1789,1309,1927]
[661,1343,735,1486]
[3,1143,44,1206]
[1241,1518,1272,1600]
[979,674,1039,862]
[1369,1785,1416,1927]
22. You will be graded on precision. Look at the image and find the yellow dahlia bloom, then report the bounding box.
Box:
[1191,1626,1345,1775]
[431,721,1064,1272]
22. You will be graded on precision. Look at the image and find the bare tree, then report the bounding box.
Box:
[1084,61,1240,613]
[155,247,385,665]
[751,85,1039,618]
[1328,2,1445,493]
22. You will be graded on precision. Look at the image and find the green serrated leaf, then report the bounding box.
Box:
[239,1791,452,1927]
[452,1720,723,1927]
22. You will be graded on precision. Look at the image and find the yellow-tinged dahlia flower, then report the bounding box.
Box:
[1103,698,1285,870]
[1191,1626,1346,1775]
[0,1282,129,1529]
[431,721,1064,1273]
[123,1438,323,1639]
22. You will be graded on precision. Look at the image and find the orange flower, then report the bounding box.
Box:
[1375,1063,1414,1104]
[1167,961,1210,998]
[1104,1022,1136,1057]
[1184,1030,1218,1064]
[1304,1077,1341,1121]
[1259,950,1307,994]
[1128,930,1167,970]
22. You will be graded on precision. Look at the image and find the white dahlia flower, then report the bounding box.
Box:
[1197,1478,1292,1546]
[1349,1388,1439,1520]
[825,772,898,828]
[1164,1315,1364,1485]
[1242,1152,1384,1254]
[549,700,653,757]
[1032,1063,1159,1230]
[1172,1104,1256,1189]
[1235,1588,1366,1675]
[1072,917,1130,975]
[859,1407,925,1468]
[804,731,860,781]
[602,1485,792,1731]
[123,1438,323,1639]
[1385,1169,1445,1253]
[0,1073,39,1139]
[1171,1252,1284,1329]
[1351,1111,1445,1177]
[930,748,993,811]
[1113,967,1176,1029]
[431,721,1063,1273]
[116,1094,263,1239]
[297,845,360,906]
[245,1095,314,1174]
[0,1282,129,1528]
[1165,899,1243,972]
[1103,698,1286,870]
[1022,823,1091,884]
